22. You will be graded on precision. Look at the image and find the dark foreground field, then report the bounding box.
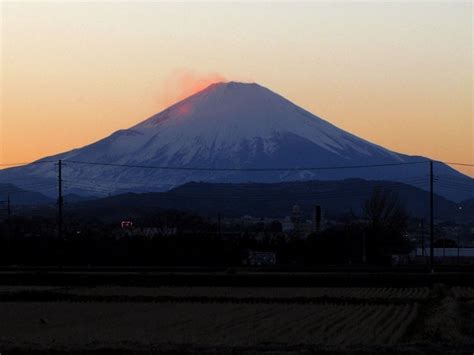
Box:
[0,271,473,354]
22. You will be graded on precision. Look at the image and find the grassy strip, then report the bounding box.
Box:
[1,343,471,354]
[0,290,428,305]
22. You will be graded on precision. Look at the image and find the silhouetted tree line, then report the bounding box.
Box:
[0,188,411,266]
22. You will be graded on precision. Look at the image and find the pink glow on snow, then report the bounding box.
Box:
[159,69,227,107]
[175,102,192,116]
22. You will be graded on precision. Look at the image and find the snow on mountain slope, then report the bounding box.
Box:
[0,81,472,202]
[129,82,405,163]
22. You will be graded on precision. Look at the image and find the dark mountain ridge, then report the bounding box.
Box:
[22,179,472,224]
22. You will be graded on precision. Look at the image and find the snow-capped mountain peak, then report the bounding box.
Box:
[0,81,472,202]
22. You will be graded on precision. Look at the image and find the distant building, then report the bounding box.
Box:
[242,250,276,266]
[414,247,474,264]
[121,226,177,238]
[121,221,133,229]
[391,254,411,266]
[415,247,474,257]
[281,216,294,232]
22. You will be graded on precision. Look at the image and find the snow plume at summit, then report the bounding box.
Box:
[159,70,227,108]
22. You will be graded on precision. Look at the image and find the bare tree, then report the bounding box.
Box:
[363,187,410,262]
[363,187,408,231]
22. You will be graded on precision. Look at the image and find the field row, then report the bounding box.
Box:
[0,302,419,349]
[0,286,431,304]
[452,287,474,299]
[59,286,431,300]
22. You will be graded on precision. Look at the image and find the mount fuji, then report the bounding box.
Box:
[1,81,472,202]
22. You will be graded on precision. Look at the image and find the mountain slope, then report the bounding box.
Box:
[0,183,54,206]
[0,82,472,201]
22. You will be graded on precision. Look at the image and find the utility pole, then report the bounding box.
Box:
[430,160,434,273]
[7,193,11,218]
[362,230,367,264]
[421,219,425,257]
[0,194,12,237]
[346,227,350,265]
[315,205,321,234]
[57,160,63,239]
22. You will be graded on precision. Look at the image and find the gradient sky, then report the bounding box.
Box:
[1,1,473,176]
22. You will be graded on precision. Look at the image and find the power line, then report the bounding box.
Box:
[62,175,429,192]
[435,178,474,188]
[0,162,36,167]
[64,175,429,189]
[435,182,474,194]
[441,162,474,167]
[0,184,57,193]
[64,159,429,172]
[0,160,55,167]
[61,178,438,202]
[1,159,472,170]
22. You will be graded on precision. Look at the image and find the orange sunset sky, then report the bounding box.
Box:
[1,1,473,176]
